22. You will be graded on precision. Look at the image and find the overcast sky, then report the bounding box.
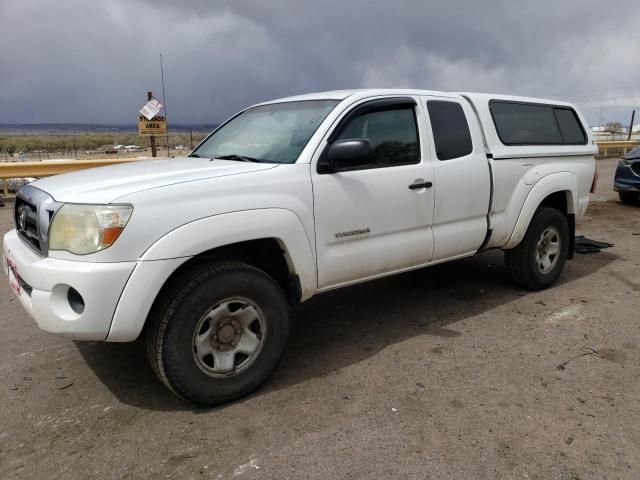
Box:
[1,0,639,127]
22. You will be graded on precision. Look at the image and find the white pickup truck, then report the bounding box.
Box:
[3,89,597,406]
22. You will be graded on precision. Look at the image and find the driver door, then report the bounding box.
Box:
[311,97,435,289]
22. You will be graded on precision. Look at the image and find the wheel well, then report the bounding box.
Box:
[153,238,300,311]
[539,191,569,215]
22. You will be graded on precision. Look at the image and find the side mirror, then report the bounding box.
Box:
[326,139,372,172]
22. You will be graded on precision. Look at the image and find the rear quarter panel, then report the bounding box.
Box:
[487,156,594,249]
[461,93,596,249]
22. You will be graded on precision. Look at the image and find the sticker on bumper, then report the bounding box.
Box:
[5,255,22,297]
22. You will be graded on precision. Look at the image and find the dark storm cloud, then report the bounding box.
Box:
[1,0,638,125]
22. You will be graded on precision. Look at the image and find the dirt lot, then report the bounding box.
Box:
[0,158,638,479]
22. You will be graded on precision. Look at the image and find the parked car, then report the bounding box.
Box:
[3,89,597,406]
[5,177,37,193]
[614,146,640,204]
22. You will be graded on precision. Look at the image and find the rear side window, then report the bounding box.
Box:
[427,101,473,160]
[490,101,587,145]
[335,106,420,166]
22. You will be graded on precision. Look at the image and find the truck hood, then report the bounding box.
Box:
[32,157,278,203]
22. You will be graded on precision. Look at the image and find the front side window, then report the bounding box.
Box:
[335,106,420,166]
[490,101,587,146]
[427,100,473,160]
[192,100,339,163]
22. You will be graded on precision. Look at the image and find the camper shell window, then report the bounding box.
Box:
[490,100,587,146]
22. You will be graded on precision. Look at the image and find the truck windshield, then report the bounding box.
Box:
[191,100,339,164]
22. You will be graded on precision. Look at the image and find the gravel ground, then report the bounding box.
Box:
[0,158,638,479]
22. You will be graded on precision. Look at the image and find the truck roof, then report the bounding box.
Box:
[259,89,575,108]
[259,89,459,105]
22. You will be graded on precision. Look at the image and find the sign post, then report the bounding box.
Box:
[139,92,166,157]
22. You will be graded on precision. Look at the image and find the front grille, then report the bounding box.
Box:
[631,162,640,176]
[13,185,61,257]
[15,198,42,253]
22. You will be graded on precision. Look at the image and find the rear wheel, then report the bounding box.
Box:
[619,191,639,204]
[504,207,569,290]
[146,261,290,407]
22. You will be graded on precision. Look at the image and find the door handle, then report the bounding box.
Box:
[408,181,432,190]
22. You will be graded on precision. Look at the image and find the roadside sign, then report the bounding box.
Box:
[139,98,164,120]
[138,115,167,136]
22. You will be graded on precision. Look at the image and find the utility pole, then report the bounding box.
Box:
[148,91,157,157]
[599,107,603,128]
[160,54,170,156]
[627,110,636,141]
[190,128,194,149]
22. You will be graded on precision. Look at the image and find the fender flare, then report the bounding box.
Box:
[503,172,577,250]
[106,209,317,342]
[141,208,317,294]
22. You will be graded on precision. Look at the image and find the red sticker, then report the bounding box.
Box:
[6,256,21,296]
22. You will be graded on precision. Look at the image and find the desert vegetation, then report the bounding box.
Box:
[0,131,209,158]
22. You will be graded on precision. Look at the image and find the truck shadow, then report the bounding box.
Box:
[76,249,617,411]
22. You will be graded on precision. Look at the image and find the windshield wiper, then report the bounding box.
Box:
[215,154,263,163]
[188,153,203,158]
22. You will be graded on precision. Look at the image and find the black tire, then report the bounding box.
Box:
[504,207,569,290]
[619,191,639,204]
[146,261,290,407]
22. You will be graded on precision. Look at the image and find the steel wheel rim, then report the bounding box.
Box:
[192,297,266,378]
[535,226,561,274]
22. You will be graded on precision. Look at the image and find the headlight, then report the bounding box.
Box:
[49,204,133,255]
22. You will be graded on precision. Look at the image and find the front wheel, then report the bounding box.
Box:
[504,207,569,290]
[146,261,290,407]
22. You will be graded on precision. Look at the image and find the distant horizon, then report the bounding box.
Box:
[0,122,220,135]
[0,122,219,127]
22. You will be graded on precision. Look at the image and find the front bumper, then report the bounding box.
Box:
[2,229,136,340]
[614,164,640,192]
